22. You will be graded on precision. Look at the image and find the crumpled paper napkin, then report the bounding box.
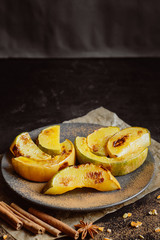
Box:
[0,107,159,240]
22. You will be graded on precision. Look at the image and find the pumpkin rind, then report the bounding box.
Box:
[37,125,61,156]
[75,136,148,176]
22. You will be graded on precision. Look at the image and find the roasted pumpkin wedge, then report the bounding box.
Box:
[10,132,51,160]
[106,127,151,158]
[37,125,61,156]
[42,163,121,195]
[75,136,148,176]
[87,126,120,156]
[11,139,75,182]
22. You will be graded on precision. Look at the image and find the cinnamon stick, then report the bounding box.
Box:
[0,203,23,230]
[29,207,79,239]
[11,203,60,237]
[0,202,45,235]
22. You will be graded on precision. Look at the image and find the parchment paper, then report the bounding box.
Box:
[0,107,159,239]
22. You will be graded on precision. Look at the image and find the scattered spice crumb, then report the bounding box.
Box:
[130,221,142,228]
[155,227,160,232]
[98,227,104,232]
[157,195,160,199]
[3,235,8,240]
[148,209,158,215]
[139,235,144,239]
[107,228,112,233]
[123,212,132,219]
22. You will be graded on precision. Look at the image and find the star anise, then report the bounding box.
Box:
[74,220,100,239]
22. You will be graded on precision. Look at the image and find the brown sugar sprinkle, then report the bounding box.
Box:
[92,144,99,152]
[60,177,72,186]
[155,227,160,232]
[148,209,158,215]
[123,212,132,219]
[86,171,104,184]
[130,221,142,228]
[138,131,143,135]
[113,135,129,147]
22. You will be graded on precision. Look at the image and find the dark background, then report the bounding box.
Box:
[0,0,160,58]
[0,2,160,240]
[0,58,160,153]
[0,1,160,152]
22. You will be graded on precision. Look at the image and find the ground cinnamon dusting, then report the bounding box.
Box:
[9,158,153,211]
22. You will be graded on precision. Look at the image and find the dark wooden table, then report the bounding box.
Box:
[0,58,160,240]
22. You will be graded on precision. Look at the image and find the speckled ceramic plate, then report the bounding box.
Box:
[1,123,155,212]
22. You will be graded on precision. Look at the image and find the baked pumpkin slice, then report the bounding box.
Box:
[10,132,51,160]
[75,136,149,176]
[106,127,151,158]
[37,125,61,156]
[11,139,75,182]
[42,163,121,195]
[87,126,120,156]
